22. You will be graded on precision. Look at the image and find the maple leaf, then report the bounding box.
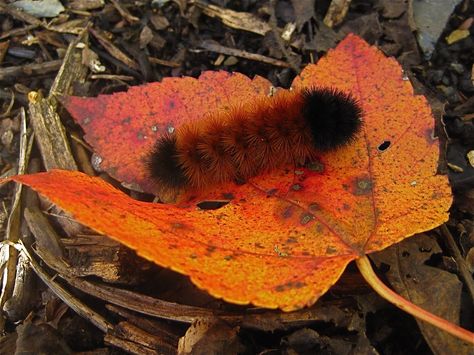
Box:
[4,35,452,312]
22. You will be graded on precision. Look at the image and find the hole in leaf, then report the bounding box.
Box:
[378,140,391,151]
[197,200,230,210]
[424,252,443,267]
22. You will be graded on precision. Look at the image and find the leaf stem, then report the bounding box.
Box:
[356,255,474,345]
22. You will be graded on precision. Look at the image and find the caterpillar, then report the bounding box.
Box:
[147,87,363,195]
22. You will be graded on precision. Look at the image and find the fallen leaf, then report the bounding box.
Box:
[15,321,72,354]
[282,327,378,354]
[411,0,463,58]
[370,234,470,355]
[6,35,452,311]
[290,0,316,30]
[12,0,65,18]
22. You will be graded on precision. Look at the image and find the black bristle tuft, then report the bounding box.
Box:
[302,87,363,151]
[147,134,188,189]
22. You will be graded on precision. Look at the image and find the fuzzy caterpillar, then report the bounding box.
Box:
[147,87,363,195]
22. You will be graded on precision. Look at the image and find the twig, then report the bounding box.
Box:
[0,24,39,40]
[19,243,113,332]
[268,0,300,72]
[0,89,15,118]
[194,0,271,36]
[110,0,140,23]
[148,57,181,68]
[0,109,31,327]
[104,333,158,355]
[439,224,474,303]
[199,40,291,68]
[89,27,140,70]
[0,60,63,81]
[90,74,136,81]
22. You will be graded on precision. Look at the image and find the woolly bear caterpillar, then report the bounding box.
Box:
[147,87,363,195]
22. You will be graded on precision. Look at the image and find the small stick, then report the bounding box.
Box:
[199,40,291,68]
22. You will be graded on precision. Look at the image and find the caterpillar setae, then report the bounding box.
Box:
[146,87,363,195]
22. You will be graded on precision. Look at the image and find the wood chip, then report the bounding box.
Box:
[68,0,105,11]
[467,150,474,168]
[89,27,140,70]
[195,0,271,36]
[28,92,78,171]
[323,0,352,28]
[110,0,139,23]
[447,162,464,173]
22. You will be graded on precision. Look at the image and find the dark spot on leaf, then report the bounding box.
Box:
[275,285,285,292]
[314,222,324,233]
[122,117,131,125]
[224,255,233,261]
[274,281,306,292]
[291,183,302,191]
[300,212,314,225]
[308,203,321,211]
[222,192,234,199]
[171,222,185,229]
[352,176,373,195]
[293,281,305,289]
[282,206,294,219]
[306,160,324,172]
[326,246,337,254]
[266,188,278,196]
[286,237,298,244]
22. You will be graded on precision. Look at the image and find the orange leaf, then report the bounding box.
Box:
[7,34,452,311]
[62,71,272,193]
